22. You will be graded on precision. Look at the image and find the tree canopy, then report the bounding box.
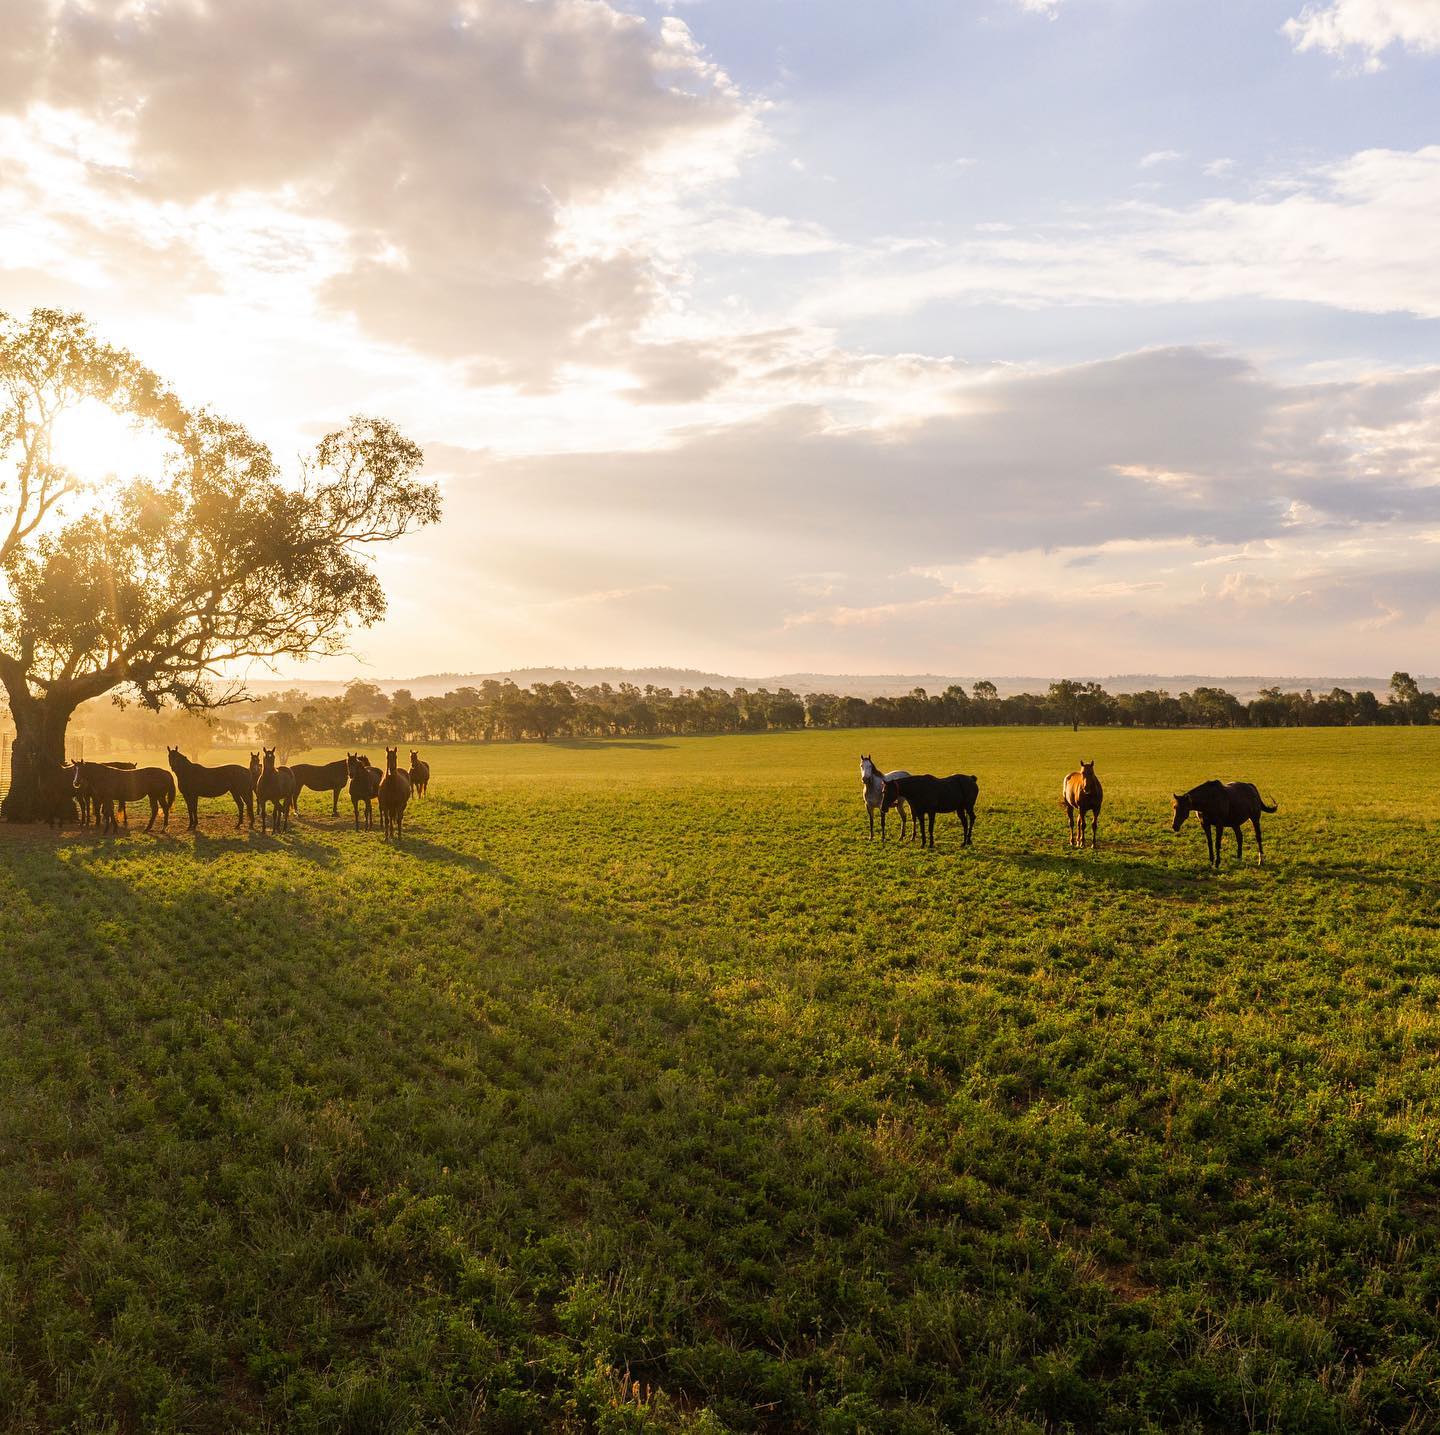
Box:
[0,307,440,819]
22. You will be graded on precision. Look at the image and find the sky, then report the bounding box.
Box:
[3,0,1440,681]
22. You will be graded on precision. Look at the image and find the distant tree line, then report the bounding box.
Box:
[240,672,1437,750]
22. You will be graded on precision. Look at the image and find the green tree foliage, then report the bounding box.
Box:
[0,309,439,819]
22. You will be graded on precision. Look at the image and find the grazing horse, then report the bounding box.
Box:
[408,749,430,798]
[73,760,174,834]
[1171,780,1277,868]
[167,746,254,830]
[883,773,978,849]
[860,755,910,840]
[256,748,297,833]
[378,746,412,841]
[287,756,350,816]
[1062,760,1103,850]
[347,752,382,830]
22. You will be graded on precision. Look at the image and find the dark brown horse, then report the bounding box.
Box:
[1062,760,1103,850]
[167,746,254,830]
[288,756,349,816]
[378,746,412,841]
[73,760,174,834]
[256,748,297,834]
[1171,780,1277,867]
[346,752,382,829]
[883,773,978,848]
[408,749,430,798]
[60,760,135,827]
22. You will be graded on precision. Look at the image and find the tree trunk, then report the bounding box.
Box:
[1,689,77,823]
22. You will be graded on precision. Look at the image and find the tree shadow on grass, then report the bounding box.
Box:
[380,835,513,880]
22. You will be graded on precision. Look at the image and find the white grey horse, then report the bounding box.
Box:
[860,754,910,840]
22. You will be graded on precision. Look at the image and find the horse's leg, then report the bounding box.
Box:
[868,803,875,841]
[1203,820,1214,866]
[1233,824,1243,865]
[1253,816,1264,866]
[333,783,341,817]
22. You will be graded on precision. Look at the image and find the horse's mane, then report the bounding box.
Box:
[1185,779,1224,799]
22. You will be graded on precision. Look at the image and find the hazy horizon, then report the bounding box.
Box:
[6,0,1439,678]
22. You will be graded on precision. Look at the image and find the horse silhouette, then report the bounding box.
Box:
[73,760,174,834]
[167,746,254,830]
[378,747,412,841]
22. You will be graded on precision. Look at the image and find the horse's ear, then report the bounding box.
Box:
[1172,792,1182,801]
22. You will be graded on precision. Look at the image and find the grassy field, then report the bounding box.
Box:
[2,727,1438,1433]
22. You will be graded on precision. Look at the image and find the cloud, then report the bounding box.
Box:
[1286,1,1440,63]
[805,144,1440,323]
[0,0,762,385]
[393,346,1440,672]
[1138,150,1184,169]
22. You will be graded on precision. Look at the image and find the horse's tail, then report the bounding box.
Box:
[1260,796,1277,814]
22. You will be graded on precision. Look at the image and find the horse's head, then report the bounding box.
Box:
[1170,792,1191,831]
[860,755,875,784]
[409,749,421,765]
[385,746,399,774]
[880,777,902,811]
[346,752,365,778]
[262,746,277,773]
[166,745,183,772]
[1079,759,1097,791]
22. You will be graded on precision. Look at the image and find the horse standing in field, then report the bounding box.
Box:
[287,756,350,816]
[256,748,297,834]
[378,746,411,842]
[61,760,135,827]
[347,752,383,829]
[1062,760,1103,850]
[408,750,430,798]
[167,746,254,830]
[1171,780,1277,868]
[883,772,978,849]
[73,760,174,834]
[860,755,910,840]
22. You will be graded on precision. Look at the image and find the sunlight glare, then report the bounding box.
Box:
[48,399,167,491]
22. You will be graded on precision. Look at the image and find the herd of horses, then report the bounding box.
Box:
[860,754,1278,866]
[62,747,433,842]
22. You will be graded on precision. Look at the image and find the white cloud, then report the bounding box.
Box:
[804,145,1440,324]
[0,0,765,384]
[1139,149,1184,169]
[1286,0,1440,63]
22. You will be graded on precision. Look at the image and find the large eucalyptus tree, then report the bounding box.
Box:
[0,309,440,820]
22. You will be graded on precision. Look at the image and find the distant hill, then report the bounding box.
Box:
[242,667,1439,703]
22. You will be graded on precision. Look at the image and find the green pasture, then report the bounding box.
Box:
[2,727,1438,1432]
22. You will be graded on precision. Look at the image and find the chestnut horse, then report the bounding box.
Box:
[1062,760,1103,850]
[408,750,430,798]
[167,746,254,830]
[73,760,174,834]
[378,747,412,841]
[1171,780,1277,867]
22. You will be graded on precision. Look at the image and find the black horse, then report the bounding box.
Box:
[167,746,254,830]
[1171,780,1277,867]
[883,773,978,849]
